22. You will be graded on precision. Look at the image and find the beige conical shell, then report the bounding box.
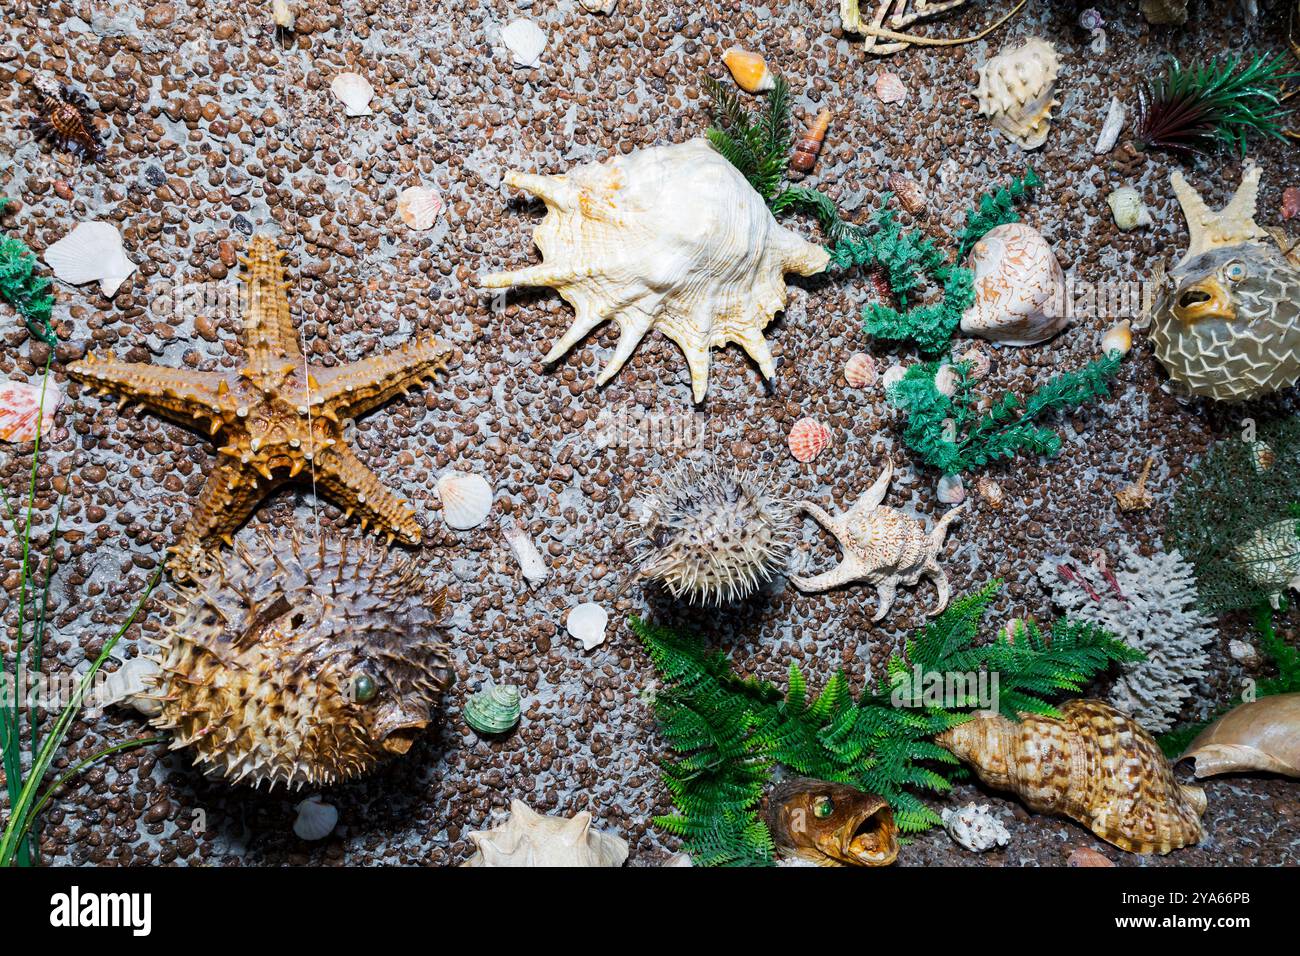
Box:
[936,699,1205,854]
[1181,693,1300,779]
[480,139,829,403]
[460,799,629,866]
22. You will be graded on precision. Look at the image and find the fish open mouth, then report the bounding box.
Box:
[1173,279,1234,324]
[840,807,899,866]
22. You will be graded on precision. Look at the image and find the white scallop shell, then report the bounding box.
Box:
[503,518,549,588]
[0,378,63,443]
[437,471,494,530]
[293,795,338,841]
[976,39,1060,150]
[330,72,374,117]
[501,18,546,68]
[960,223,1068,346]
[479,139,829,403]
[567,601,608,651]
[397,185,444,231]
[43,221,136,298]
[937,474,966,504]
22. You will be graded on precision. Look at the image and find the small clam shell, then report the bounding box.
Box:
[788,417,832,463]
[43,221,136,298]
[293,795,338,841]
[976,476,1004,509]
[1068,847,1115,867]
[465,683,522,735]
[888,172,926,215]
[397,185,444,231]
[501,18,546,68]
[933,363,959,397]
[721,47,774,93]
[844,352,877,388]
[329,72,374,117]
[1282,187,1299,221]
[567,601,609,651]
[874,71,907,104]
[937,474,965,504]
[882,364,907,389]
[437,471,494,530]
[0,378,63,443]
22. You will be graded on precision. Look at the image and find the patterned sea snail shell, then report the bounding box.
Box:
[464,683,522,735]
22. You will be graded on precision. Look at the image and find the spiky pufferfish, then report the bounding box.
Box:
[1150,164,1300,402]
[147,532,455,789]
[764,778,899,867]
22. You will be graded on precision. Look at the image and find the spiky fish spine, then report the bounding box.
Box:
[632,461,791,604]
[29,76,106,162]
[148,532,455,789]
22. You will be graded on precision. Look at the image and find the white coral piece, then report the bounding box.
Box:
[941,803,1010,852]
[1037,543,1215,734]
[480,139,829,403]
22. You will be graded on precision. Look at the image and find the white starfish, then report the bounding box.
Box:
[790,460,966,621]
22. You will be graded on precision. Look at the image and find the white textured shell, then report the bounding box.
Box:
[976,39,1061,150]
[329,72,374,117]
[480,139,830,403]
[960,223,1068,346]
[0,378,63,443]
[96,656,163,716]
[567,601,608,651]
[397,185,443,231]
[941,803,1010,852]
[43,221,136,298]
[1108,187,1153,231]
[1094,96,1127,155]
[437,471,494,530]
[461,799,629,867]
[293,795,338,841]
[500,18,546,68]
[503,519,549,587]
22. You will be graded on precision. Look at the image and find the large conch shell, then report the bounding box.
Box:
[1180,693,1300,779]
[936,699,1206,854]
[460,799,629,867]
[975,39,1061,150]
[480,139,829,403]
[960,222,1068,346]
[1150,164,1300,401]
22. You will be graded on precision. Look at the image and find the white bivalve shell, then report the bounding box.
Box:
[43,221,136,298]
[293,795,338,841]
[437,471,493,530]
[397,185,444,231]
[960,223,1068,346]
[976,39,1061,150]
[500,18,546,68]
[566,601,609,651]
[480,139,830,403]
[461,799,629,867]
[329,72,374,117]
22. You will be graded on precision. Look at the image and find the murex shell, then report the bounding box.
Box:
[1150,163,1300,402]
[961,223,1068,346]
[937,699,1206,854]
[462,799,629,867]
[480,139,829,402]
[464,683,522,735]
[148,533,455,789]
[1180,693,1300,779]
[975,39,1061,150]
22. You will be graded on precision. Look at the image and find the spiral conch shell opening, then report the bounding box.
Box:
[480,139,830,403]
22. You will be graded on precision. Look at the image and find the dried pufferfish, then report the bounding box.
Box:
[144,533,455,789]
[1151,163,1300,402]
[937,700,1206,854]
[481,139,830,403]
[765,778,899,867]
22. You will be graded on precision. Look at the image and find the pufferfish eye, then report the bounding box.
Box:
[1224,261,1247,283]
[351,672,378,704]
[813,795,835,819]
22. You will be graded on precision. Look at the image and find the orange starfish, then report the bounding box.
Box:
[68,236,450,574]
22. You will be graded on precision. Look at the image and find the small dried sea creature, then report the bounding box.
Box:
[462,800,629,867]
[788,416,832,463]
[766,778,898,867]
[464,683,522,736]
[721,47,774,93]
[790,458,964,620]
[937,699,1207,854]
[1180,693,1300,779]
[840,0,1028,57]
[790,109,831,173]
[941,803,1010,852]
[43,221,136,298]
[28,75,105,162]
[975,39,1061,150]
[1115,457,1156,512]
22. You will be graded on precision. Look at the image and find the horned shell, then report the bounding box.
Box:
[844,352,877,388]
[960,223,1068,346]
[479,139,829,403]
[788,417,832,463]
[464,683,522,736]
[461,800,628,867]
[976,39,1061,150]
[43,221,136,298]
[721,47,774,93]
[936,699,1207,854]
[0,378,63,443]
[397,185,444,231]
[437,471,493,530]
[329,72,374,117]
[1180,693,1300,779]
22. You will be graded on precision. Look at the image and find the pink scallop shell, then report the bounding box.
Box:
[875,72,907,104]
[788,417,832,463]
[397,186,444,231]
[0,379,63,443]
[844,352,877,388]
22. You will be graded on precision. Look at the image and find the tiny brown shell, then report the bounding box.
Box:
[1180,693,1300,779]
[888,172,926,215]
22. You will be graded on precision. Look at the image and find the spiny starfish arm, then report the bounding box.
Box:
[168,456,281,577]
[313,443,423,545]
[308,335,452,421]
[68,353,234,433]
[238,235,305,369]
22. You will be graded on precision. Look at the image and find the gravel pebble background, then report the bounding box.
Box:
[1,0,1298,866]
